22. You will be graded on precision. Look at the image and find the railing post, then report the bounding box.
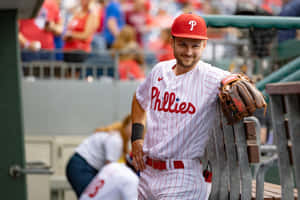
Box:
[266,82,300,200]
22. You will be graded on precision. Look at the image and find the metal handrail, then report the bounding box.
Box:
[9,162,54,177]
[20,39,249,80]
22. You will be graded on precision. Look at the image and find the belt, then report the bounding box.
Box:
[146,157,184,170]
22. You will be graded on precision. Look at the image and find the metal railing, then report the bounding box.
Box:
[21,49,120,80]
[20,39,249,81]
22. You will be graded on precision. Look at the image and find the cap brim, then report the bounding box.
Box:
[172,33,208,40]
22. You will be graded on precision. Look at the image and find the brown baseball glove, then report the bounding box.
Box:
[218,73,267,124]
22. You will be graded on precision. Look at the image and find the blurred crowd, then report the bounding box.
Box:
[19,0,300,80]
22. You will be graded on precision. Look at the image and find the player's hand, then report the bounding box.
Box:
[132,139,145,171]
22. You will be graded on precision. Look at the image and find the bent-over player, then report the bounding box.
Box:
[79,155,139,200]
[66,114,132,198]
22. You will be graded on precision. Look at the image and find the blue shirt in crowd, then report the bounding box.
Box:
[103,0,125,47]
[278,0,300,43]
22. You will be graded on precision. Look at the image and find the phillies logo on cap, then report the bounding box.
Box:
[171,13,208,40]
[188,20,197,31]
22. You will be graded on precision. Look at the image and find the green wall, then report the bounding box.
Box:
[0,10,27,200]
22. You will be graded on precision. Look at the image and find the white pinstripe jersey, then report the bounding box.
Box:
[136,59,230,160]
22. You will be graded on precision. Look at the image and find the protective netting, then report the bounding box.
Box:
[200,15,300,84]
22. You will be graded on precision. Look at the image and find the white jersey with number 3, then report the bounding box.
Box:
[80,163,139,200]
[136,59,230,160]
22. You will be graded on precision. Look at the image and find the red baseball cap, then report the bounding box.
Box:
[171,13,208,40]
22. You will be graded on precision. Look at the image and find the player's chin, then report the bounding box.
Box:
[182,60,197,68]
[178,58,191,66]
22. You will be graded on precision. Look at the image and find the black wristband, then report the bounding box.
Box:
[131,123,144,143]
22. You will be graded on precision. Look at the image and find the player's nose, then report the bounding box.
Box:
[185,47,193,56]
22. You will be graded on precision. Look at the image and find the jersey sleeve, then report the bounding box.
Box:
[204,65,231,100]
[135,66,156,110]
[104,132,123,162]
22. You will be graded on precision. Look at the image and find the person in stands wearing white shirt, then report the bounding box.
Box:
[66,114,132,198]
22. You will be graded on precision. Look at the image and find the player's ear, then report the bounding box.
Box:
[201,40,207,48]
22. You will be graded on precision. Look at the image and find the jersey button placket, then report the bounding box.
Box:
[167,159,173,170]
[169,79,176,90]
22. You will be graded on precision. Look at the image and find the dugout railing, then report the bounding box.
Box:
[203,101,298,199]
[21,15,300,82]
[20,39,249,81]
[266,82,300,199]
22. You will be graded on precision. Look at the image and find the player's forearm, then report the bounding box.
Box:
[131,93,146,125]
[131,93,146,142]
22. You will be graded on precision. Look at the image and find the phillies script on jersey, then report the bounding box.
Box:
[150,86,196,114]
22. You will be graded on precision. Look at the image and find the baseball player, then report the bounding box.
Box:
[79,162,139,200]
[66,114,132,198]
[130,13,230,199]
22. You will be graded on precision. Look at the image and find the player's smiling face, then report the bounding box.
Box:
[172,37,206,70]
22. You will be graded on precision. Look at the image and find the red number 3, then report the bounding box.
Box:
[87,179,105,198]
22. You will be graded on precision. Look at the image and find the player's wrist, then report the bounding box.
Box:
[131,123,144,143]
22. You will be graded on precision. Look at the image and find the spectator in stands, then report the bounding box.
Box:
[145,8,173,47]
[235,2,276,58]
[19,0,62,61]
[18,34,41,52]
[175,0,202,17]
[60,0,80,27]
[157,28,174,61]
[102,0,125,48]
[111,25,145,80]
[149,28,174,62]
[216,0,238,14]
[278,0,300,43]
[66,114,132,198]
[261,0,283,15]
[151,8,173,29]
[63,0,98,63]
[53,0,64,61]
[151,0,180,16]
[125,0,153,46]
[91,0,107,52]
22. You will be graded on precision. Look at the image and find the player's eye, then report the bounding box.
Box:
[177,41,186,46]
